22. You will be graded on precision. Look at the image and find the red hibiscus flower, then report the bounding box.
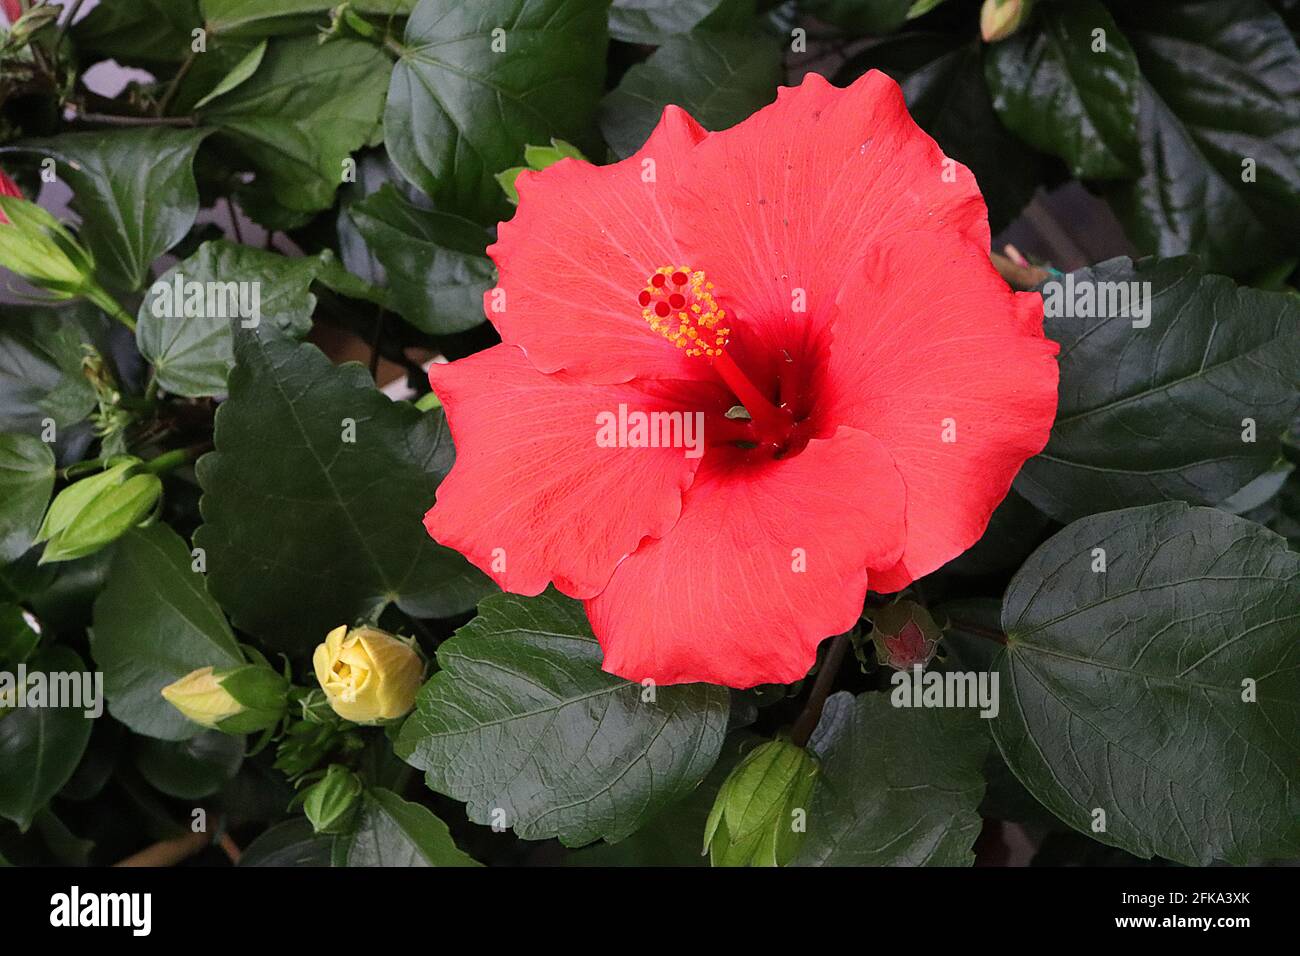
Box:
[424,72,1058,688]
[2,1,23,26]
[0,165,21,224]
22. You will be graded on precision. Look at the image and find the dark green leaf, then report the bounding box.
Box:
[599,32,782,159]
[348,185,493,334]
[1017,257,1300,523]
[33,809,94,866]
[0,305,107,443]
[136,240,322,397]
[2,548,115,636]
[1221,460,1294,515]
[202,0,416,37]
[566,731,757,866]
[608,0,753,44]
[239,818,332,866]
[157,39,263,117]
[1106,1,1300,280]
[384,0,608,222]
[73,0,202,67]
[0,605,40,666]
[993,503,1300,864]
[134,731,245,799]
[335,154,397,291]
[331,788,480,866]
[800,0,911,33]
[984,0,1140,179]
[0,647,94,831]
[396,589,730,846]
[57,722,121,803]
[90,524,246,741]
[792,691,988,865]
[7,130,211,293]
[194,332,490,652]
[200,36,391,218]
[192,40,269,110]
[0,435,55,564]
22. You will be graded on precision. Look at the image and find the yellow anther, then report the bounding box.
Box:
[637,265,730,358]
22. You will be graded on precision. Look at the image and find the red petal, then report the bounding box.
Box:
[585,426,906,687]
[815,230,1058,591]
[667,71,989,386]
[487,107,715,385]
[0,165,19,225]
[425,345,729,598]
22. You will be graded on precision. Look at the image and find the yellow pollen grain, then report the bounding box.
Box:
[639,265,730,359]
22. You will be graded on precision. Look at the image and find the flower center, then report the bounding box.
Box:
[638,265,799,453]
[638,266,730,357]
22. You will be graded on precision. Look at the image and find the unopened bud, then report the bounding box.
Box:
[34,460,161,563]
[312,625,423,724]
[866,600,941,671]
[0,190,97,296]
[703,740,818,867]
[980,0,1033,43]
[303,765,364,834]
[161,664,287,734]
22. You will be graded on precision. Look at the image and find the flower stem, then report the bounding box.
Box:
[710,349,792,445]
[85,286,137,332]
[156,48,198,117]
[142,442,210,475]
[790,631,852,748]
[73,111,198,128]
[948,620,1008,645]
[60,457,110,480]
[55,0,87,51]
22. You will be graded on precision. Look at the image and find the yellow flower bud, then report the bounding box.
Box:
[312,625,423,724]
[980,0,1033,43]
[160,666,243,729]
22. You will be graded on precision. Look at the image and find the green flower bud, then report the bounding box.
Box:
[160,663,288,734]
[980,0,1033,43]
[866,600,942,671]
[34,460,162,563]
[0,195,137,328]
[0,194,96,295]
[5,4,61,45]
[703,740,819,867]
[303,765,364,835]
